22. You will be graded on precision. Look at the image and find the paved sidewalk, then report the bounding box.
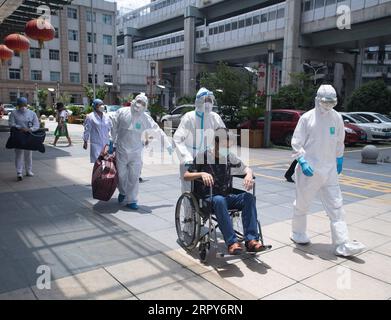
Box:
[0,119,391,300]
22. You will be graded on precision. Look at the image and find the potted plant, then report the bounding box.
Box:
[67,105,81,124]
[241,106,264,148]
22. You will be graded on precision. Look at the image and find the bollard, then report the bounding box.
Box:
[361,145,379,164]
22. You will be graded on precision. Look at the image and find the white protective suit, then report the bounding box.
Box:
[173,88,225,192]
[83,111,113,163]
[9,107,40,176]
[291,84,365,256]
[111,94,172,204]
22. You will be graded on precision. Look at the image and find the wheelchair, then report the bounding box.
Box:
[175,173,272,263]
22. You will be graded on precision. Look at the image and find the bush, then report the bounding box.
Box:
[149,104,167,122]
[347,80,391,114]
[67,105,81,116]
[219,105,244,129]
[240,106,265,130]
[42,108,55,117]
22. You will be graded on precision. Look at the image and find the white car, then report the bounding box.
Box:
[340,113,391,142]
[3,104,16,115]
[349,112,391,127]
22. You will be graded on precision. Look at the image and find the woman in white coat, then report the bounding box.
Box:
[83,99,112,163]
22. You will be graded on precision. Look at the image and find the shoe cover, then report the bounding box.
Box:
[335,240,365,257]
[290,232,311,244]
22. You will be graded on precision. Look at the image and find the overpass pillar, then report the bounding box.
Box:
[183,7,200,97]
[281,0,303,85]
[124,35,133,59]
[354,48,364,89]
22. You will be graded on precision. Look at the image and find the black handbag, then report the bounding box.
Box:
[6,127,46,153]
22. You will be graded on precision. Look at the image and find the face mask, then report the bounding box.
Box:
[319,100,337,112]
[19,107,27,112]
[98,105,105,112]
[205,102,213,113]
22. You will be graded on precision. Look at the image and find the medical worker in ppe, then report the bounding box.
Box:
[83,99,112,163]
[111,93,172,210]
[9,97,40,181]
[290,84,365,257]
[173,87,225,193]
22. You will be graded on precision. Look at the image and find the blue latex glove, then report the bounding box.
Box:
[337,157,344,175]
[298,157,314,177]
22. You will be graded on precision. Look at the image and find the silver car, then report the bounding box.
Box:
[349,112,391,127]
[161,105,195,129]
[3,104,16,115]
[341,113,391,142]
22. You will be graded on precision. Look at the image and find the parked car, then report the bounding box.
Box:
[238,109,304,146]
[105,105,122,113]
[238,109,367,146]
[340,112,391,142]
[344,122,367,145]
[161,104,219,129]
[3,104,16,115]
[349,112,391,127]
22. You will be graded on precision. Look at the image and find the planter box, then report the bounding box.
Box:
[249,129,263,148]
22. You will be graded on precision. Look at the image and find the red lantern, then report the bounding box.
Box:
[0,45,13,64]
[25,18,55,48]
[4,34,30,53]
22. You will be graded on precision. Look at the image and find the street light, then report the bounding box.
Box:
[303,63,327,85]
[216,89,223,93]
[157,84,165,107]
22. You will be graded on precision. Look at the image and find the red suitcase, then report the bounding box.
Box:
[92,146,118,201]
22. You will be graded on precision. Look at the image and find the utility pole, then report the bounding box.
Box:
[90,0,96,99]
[264,46,275,148]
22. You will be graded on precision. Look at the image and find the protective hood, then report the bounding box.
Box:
[315,85,338,113]
[131,93,148,116]
[195,87,215,115]
[92,99,104,111]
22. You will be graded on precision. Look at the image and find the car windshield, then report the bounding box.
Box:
[349,114,370,123]
[107,105,121,112]
[375,113,391,122]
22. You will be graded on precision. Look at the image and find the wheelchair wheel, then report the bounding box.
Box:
[175,192,201,250]
[199,241,210,263]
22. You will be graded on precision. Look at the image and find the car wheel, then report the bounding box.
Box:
[284,133,293,147]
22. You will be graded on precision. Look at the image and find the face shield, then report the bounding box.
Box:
[195,88,215,115]
[131,93,148,115]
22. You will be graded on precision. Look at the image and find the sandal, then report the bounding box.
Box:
[245,240,272,253]
[228,242,243,255]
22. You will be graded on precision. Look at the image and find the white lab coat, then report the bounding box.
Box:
[83,111,112,163]
[111,107,171,203]
[9,109,40,175]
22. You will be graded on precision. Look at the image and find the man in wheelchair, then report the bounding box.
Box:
[183,128,268,255]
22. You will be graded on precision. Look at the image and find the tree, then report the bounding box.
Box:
[272,72,317,110]
[58,92,71,105]
[37,89,48,109]
[83,85,108,104]
[347,80,391,114]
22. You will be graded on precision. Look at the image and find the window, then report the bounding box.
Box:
[304,0,313,11]
[315,0,325,9]
[9,68,21,80]
[88,54,97,64]
[30,48,41,59]
[238,20,245,28]
[218,25,224,33]
[253,16,260,25]
[49,49,60,60]
[104,55,112,65]
[70,73,80,83]
[261,13,268,23]
[104,75,113,82]
[88,74,98,84]
[225,23,231,32]
[268,11,276,21]
[10,92,18,104]
[103,35,113,45]
[213,27,218,35]
[86,10,96,22]
[67,8,77,19]
[103,14,112,25]
[209,28,213,36]
[277,8,285,19]
[70,94,81,104]
[68,30,78,41]
[31,70,42,81]
[272,112,293,122]
[87,32,97,43]
[50,72,61,82]
[326,0,336,5]
[69,51,79,62]
[232,21,238,30]
[245,18,252,27]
